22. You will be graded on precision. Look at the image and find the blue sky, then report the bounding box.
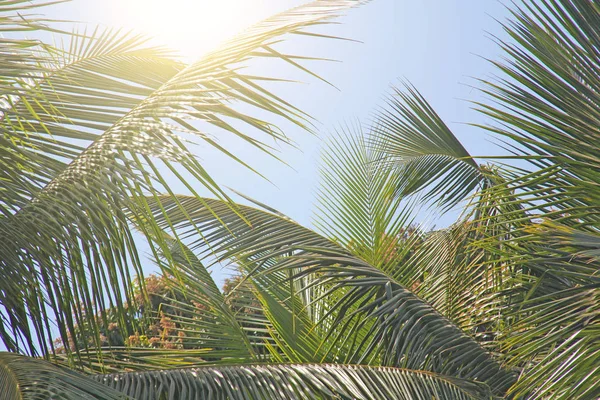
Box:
[41,0,520,285]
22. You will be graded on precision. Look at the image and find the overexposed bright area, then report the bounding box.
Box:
[107,0,302,60]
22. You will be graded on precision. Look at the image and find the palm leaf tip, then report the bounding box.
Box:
[373,83,484,211]
[0,352,127,400]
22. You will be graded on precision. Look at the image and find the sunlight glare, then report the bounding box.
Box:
[121,0,285,61]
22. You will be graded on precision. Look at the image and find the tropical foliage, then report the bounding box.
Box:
[1,0,600,399]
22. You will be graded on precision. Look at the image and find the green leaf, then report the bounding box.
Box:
[143,195,515,395]
[0,0,371,363]
[94,363,496,400]
[374,83,484,211]
[0,352,128,400]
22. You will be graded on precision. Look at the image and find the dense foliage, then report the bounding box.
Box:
[1,0,600,399]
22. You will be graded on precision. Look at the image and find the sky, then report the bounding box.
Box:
[39,0,520,285]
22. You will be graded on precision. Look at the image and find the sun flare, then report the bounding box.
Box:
[121,0,295,61]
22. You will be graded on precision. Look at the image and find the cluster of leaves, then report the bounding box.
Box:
[0,0,369,359]
[2,0,600,399]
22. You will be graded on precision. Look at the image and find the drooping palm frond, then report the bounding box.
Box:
[1,352,498,400]
[2,351,498,399]
[143,195,515,395]
[0,26,187,359]
[373,83,486,212]
[0,0,370,361]
[0,352,127,400]
[94,363,497,400]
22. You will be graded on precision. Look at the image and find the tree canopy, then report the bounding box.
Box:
[1,0,600,399]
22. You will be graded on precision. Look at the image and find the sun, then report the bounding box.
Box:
[120,0,299,61]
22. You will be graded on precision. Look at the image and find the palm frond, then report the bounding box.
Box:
[478,0,600,222]
[0,352,127,400]
[143,195,515,395]
[471,2,600,396]
[94,363,496,400]
[315,123,417,270]
[374,83,485,211]
[0,28,183,356]
[0,0,370,360]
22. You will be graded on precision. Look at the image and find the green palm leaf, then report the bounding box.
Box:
[472,1,600,396]
[94,363,496,400]
[315,124,416,270]
[374,83,485,211]
[0,0,369,361]
[143,195,515,395]
[1,352,496,399]
[478,0,600,224]
[0,352,127,400]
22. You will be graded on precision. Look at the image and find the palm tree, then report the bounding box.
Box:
[2,0,600,399]
[0,0,368,358]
